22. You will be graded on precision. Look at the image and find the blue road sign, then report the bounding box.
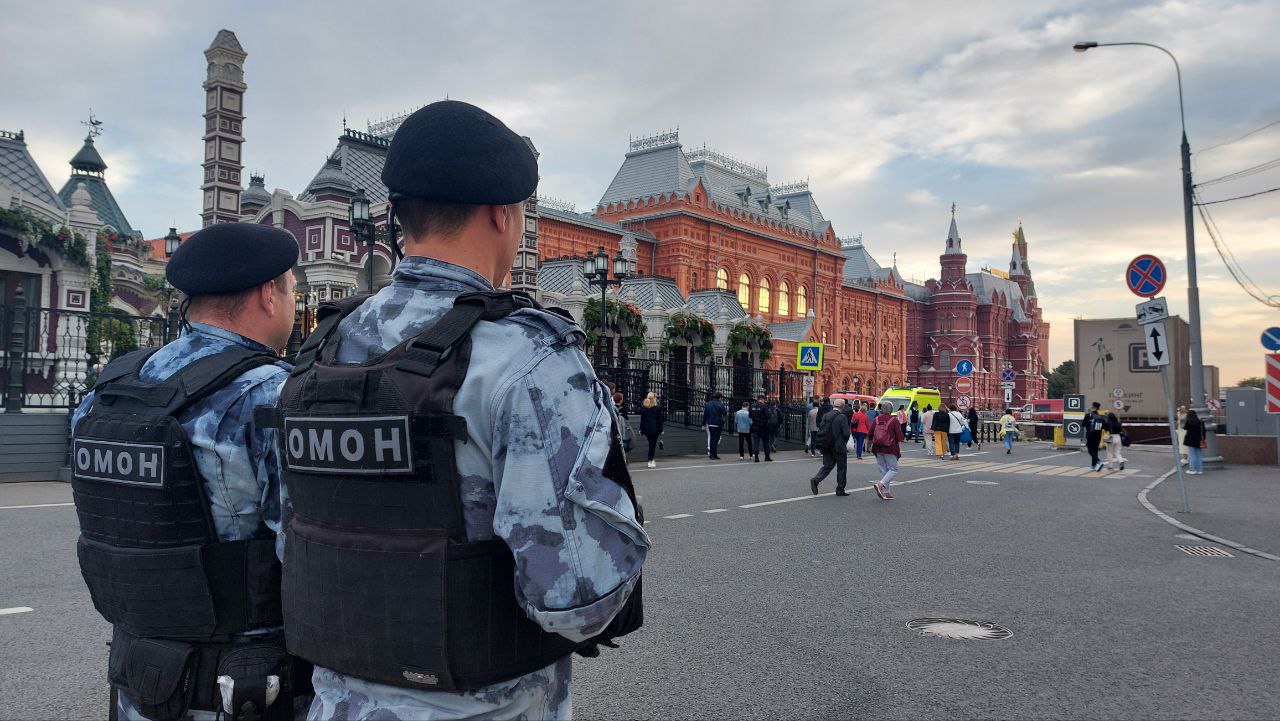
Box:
[955,359,974,377]
[796,342,824,371]
[1000,368,1016,383]
[1263,327,1280,352]
[1126,254,1167,297]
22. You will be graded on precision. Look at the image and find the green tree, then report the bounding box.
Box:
[1235,376,1265,389]
[1045,360,1076,398]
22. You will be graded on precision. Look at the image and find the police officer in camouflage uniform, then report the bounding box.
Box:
[289,100,649,720]
[70,223,304,720]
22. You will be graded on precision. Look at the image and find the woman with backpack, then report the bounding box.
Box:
[946,403,969,460]
[870,400,905,500]
[999,408,1018,454]
[639,392,665,468]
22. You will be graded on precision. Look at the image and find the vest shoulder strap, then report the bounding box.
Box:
[290,295,369,377]
[396,291,538,377]
[95,348,160,388]
[167,345,283,416]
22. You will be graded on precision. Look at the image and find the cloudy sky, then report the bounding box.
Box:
[5,0,1278,385]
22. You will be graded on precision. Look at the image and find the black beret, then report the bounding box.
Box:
[381,100,538,205]
[166,223,299,296]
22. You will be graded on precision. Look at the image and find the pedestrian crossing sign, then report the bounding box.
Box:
[796,342,824,371]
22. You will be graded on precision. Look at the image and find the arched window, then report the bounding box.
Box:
[796,285,808,316]
[692,272,698,289]
[778,281,790,316]
[758,277,771,313]
[717,268,729,291]
[738,272,751,308]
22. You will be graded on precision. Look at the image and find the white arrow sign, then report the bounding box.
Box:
[1136,296,1169,326]
[1144,321,1172,367]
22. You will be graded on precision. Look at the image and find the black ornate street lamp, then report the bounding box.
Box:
[163,227,181,258]
[581,246,630,366]
[348,188,374,293]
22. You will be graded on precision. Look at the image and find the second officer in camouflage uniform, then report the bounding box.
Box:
[295,101,649,720]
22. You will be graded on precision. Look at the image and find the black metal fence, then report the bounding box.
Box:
[2,291,176,412]
[594,358,812,445]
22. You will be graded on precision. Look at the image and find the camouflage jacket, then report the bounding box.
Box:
[304,256,649,721]
[73,322,290,721]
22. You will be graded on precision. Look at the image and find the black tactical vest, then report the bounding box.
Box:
[72,345,303,720]
[275,290,642,692]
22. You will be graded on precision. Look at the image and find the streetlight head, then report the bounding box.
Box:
[1073,41,1098,53]
[164,227,181,258]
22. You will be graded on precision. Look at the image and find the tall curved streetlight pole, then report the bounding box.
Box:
[1073,41,1216,462]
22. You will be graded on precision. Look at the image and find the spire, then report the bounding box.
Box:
[1009,221,1037,298]
[69,134,107,174]
[943,204,963,255]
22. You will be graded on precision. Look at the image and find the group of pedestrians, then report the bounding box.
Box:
[807,397,904,500]
[701,392,782,462]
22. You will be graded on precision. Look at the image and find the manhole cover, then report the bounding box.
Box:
[906,618,1012,640]
[966,480,999,485]
[1175,545,1233,557]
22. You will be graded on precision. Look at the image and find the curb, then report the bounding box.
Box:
[1137,469,1280,562]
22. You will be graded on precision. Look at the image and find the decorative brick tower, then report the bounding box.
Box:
[511,137,541,294]
[922,205,978,393]
[201,30,247,226]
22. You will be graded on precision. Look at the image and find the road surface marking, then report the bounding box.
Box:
[993,464,1038,473]
[633,458,810,473]
[0,607,34,616]
[1059,467,1095,477]
[663,513,694,519]
[0,502,75,511]
[702,509,729,514]
[1138,470,1280,562]
[1035,466,1075,476]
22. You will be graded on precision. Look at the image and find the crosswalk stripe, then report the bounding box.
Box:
[1035,466,1075,476]
[993,464,1038,473]
[1058,467,1094,477]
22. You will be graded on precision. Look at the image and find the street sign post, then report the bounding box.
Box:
[1063,394,1085,440]
[1267,353,1280,414]
[1262,327,1280,352]
[956,394,972,410]
[1136,297,1169,325]
[1143,322,1172,367]
[796,342,824,371]
[955,359,974,377]
[1000,368,1016,383]
[802,374,815,397]
[1126,254,1167,297]
[1004,387,1013,404]
[955,377,973,395]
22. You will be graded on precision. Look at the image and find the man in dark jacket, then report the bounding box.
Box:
[1085,401,1106,471]
[909,402,921,442]
[809,399,851,496]
[749,394,773,462]
[701,392,728,460]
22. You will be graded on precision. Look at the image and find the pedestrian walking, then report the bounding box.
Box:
[921,404,937,455]
[946,403,968,459]
[1085,401,1106,471]
[702,391,728,459]
[1184,409,1206,474]
[1176,405,1190,466]
[615,390,633,454]
[909,402,921,442]
[1104,410,1127,470]
[931,403,950,457]
[284,101,647,720]
[69,223,310,720]
[640,392,664,468]
[967,405,981,449]
[851,401,869,460]
[806,400,821,456]
[735,401,754,459]
[809,399,851,496]
[870,400,905,499]
[750,394,773,461]
[999,408,1018,454]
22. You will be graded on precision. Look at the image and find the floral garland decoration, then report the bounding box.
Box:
[660,311,715,358]
[583,298,648,353]
[726,321,773,361]
[0,207,90,268]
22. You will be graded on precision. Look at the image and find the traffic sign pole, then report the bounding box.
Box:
[1161,363,1191,513]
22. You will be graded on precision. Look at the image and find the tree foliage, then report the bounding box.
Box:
[1045,359,1076,398]
[1235,376,1265,389]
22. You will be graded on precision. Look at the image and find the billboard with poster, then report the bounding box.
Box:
[1074,317,1190,419]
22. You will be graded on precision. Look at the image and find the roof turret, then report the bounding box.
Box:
[240,173,271,211]
[70,134,107,174]
[943,205,963,255]
[304,155,355,198]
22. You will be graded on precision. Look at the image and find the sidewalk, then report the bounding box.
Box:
[1143,450,1280,560]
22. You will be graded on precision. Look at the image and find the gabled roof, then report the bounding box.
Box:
[597,139,694,209]
[0,130,65,210]
[537,204,655,241]
[841,240,883,283]
[536,258,585,295]
[968,271,1030,322]
[764,317,813,343]
[616,276,685,310]
[685,289,747,322]
[300,129,390,203]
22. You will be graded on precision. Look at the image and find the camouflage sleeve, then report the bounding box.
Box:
[490,345,651,643]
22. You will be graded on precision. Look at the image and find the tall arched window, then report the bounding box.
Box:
[717,268,729,291]
[758,277,771,313]
[737,272,751,308]
[796,285,808,316]
[778,281,790,316]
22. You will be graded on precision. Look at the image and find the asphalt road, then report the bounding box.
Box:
[2,441,1277,720]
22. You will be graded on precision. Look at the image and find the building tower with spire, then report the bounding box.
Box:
[201,29,247,226]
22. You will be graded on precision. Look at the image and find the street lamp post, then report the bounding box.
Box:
[1073,40,1217,461]
[349,188,374,293]
[163,227,182,340]
[581,246,630,367]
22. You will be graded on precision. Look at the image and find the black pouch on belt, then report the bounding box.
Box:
[217,642,290,721]
[108,633,198,721]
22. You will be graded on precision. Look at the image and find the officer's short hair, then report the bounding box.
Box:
[189,272,289,319]
[395,198,480,241]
